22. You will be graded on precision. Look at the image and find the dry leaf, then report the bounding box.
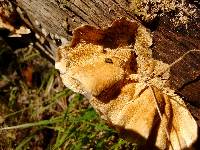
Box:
[55,18,197,149]
[0,3,31,37]
[21,64,33,86]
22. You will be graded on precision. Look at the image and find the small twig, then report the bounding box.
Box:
[149,86,173,149]
[157,49,200,77]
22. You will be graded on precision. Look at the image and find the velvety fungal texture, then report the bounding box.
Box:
[55,18,197,149]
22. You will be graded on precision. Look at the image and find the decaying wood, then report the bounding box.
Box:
[7,0,200,124]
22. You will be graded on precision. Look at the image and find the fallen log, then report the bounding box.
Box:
[4,0,200,147]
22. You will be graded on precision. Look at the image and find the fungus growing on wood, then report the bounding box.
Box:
[55,18,197,149]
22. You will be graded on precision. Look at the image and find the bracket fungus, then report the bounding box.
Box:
[55,18,197,149]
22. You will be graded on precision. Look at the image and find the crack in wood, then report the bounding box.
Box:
[80,0,111,25]
[67,0,99,27]
[79,0,106,26]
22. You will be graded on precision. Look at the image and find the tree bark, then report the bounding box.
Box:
[9,0,200,122]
